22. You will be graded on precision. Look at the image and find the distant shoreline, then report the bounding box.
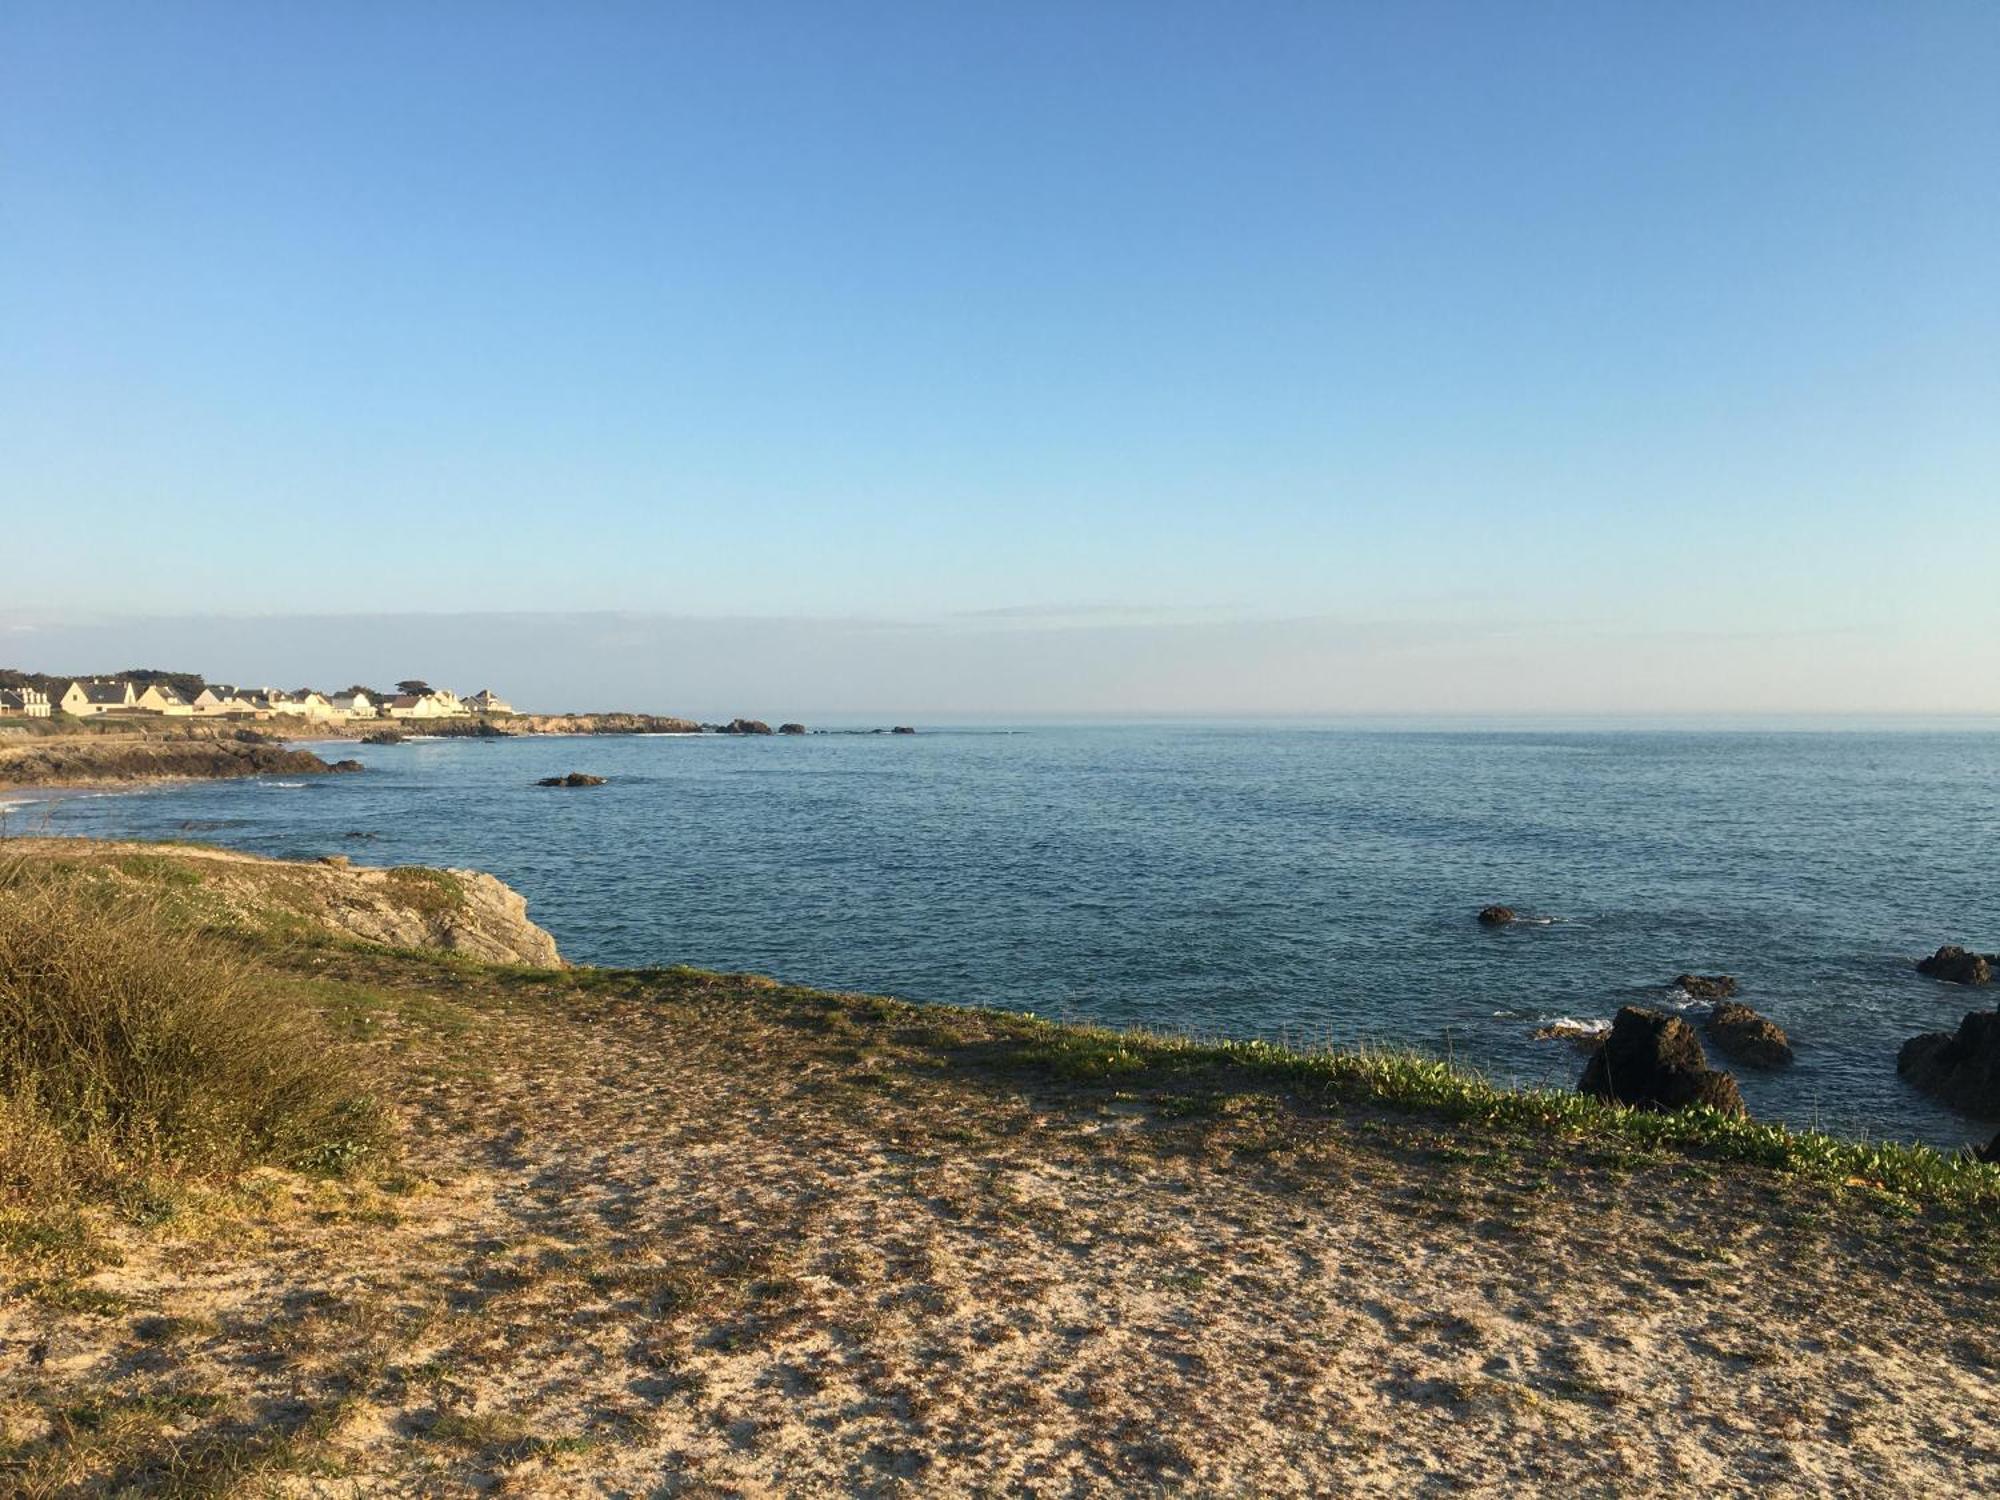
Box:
[0,714,920,794]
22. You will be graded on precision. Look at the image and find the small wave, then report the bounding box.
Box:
[1664,986,1717,1013]
[265,780,309,789]
[1531,1016,1610,1051]
[1534,1016,1609,1035]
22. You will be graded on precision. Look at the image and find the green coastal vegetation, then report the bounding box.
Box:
[3,838,1999,1492]
[5,840,1992,1235]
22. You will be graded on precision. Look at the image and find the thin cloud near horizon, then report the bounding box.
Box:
[1,608,1991,719]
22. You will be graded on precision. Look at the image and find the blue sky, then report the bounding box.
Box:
[3,2,1996,712]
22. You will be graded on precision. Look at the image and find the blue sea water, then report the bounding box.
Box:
[8,722,1999,1148]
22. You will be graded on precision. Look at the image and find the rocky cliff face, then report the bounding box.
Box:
[302,860,563,966]
[0,732,351,791]
[502,713,702,736]
[5,840,563,968]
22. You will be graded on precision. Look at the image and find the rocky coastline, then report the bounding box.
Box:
[0,725,359,794]
[0,713,919,794]
[306,712,921,740]
[3,840,1997,1494]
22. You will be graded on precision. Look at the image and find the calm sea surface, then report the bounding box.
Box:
[9,722,1999,1147]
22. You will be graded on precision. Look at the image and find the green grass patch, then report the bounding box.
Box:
[383,866,465,919]
[968,1013,2000,1210]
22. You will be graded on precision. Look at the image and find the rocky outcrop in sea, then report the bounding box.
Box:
[1578,1006,1747,1116]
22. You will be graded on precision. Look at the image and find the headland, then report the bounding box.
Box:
[2,837,1995,1493]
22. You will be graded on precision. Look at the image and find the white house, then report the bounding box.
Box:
[59,680,136,715]
[330,691,378,718]
[466,688,513,715]
[134,683,196,716]
[385,689,469,720]
[192,686,257,716]
[0,686,51,718]
[261,689,339,721]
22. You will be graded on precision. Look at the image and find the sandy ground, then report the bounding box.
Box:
[4,953,1998,1497]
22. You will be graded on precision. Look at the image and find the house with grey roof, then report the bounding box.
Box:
[134,682,195,715]
[59,679,136,715]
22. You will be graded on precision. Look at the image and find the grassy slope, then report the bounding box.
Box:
[3,853,2000,1493]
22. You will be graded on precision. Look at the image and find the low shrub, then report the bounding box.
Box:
[0,862,388,1205]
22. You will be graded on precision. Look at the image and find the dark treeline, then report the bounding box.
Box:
[0,668,211,698]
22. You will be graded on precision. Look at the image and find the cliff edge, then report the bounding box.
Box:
[0,838,562,967]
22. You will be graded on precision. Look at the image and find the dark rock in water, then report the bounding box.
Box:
[1917,946,1993,986]
[1704,1002,1793,1068]
[891,725,917,734]
[720,718,774,736]
[328,759,364,773]
[778,722,808,735]
[1674,974,1737,1001]
[361,730,405,745]
[1579,1006,1748,1116]
[536,772,607,787]
[1979,1132,2000,1165]
[1477,905,1518,926]
[1533,1021,1607,1054]
[1899,1010,2000,1118]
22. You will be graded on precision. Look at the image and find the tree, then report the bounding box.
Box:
[342,684,384,699]
[120,668,208,699]
[395,679,432,696]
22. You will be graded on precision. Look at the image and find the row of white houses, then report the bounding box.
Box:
[0,680,513,722]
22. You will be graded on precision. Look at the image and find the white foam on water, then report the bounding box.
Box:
[1664,987,1716,1013]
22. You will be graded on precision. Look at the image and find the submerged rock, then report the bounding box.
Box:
[1704,1002,1793,1068]
[778,722,808,735]
[328,759,364,773]
[1578,1006,1747,1117]
[1533,1020,1607,1054]
[891,725,917,734]
[1899,1010,2000,1119]
[1917,946,1994,986]
[361,729,406,745]
[1674,974,1737,1001]
[536,772,606,787]
[1477,905,1518,927]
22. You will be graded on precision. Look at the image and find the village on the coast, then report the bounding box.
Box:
[0,678,511,723]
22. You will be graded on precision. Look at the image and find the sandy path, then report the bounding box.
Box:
[4,961,1996,1496]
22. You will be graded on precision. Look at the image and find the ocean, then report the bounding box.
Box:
[9,721,1998,1148]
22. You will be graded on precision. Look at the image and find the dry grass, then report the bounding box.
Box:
[5,849,2000,1493]
[0,860,389,1210]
